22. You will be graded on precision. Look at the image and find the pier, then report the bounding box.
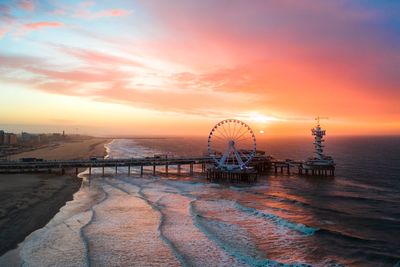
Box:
[0,156,335,178]
[270,160,335,177]
[0,155,272,176]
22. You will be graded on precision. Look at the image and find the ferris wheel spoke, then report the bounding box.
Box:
[234,129,247,141]
[236,136,253,144]
[233,123,244,140]
[212,134,224,140]
[213,131,227,140]
[236,136,253,143]
[235,130,251,142]
[232,121,238,139]
[229,121,235,139]
[221,123,230,140]
[216,128,229,139]
[228,121,233,139]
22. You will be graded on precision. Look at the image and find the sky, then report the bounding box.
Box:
[0,0,399,137]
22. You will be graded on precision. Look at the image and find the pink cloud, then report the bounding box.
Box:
[56,46,143,67]
[0,28,7,38]
[94,9,131,18]
[23,21,64,30]
[75,8,131,19]
[19,0,35,11]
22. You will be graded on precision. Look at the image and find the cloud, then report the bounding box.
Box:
[55,45,143,67]
[92,9,131,18]
[1,0,400,126]
[19,0,35,11]
[74,8,132,19]
[22,21,64,30]
[70,2,132,20]
[0,28,7,38]
[0,3,15,38]
[0,50,259,118]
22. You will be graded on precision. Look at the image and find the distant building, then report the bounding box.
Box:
[4,133,17,145]
[0,130,4,145]
[10,134,17,145]
[21,132,32,143]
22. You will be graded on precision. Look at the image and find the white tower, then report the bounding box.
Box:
[311,117,327,160]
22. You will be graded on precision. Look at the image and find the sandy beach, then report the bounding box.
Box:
[0,137,111,256]
[9,137,110,161]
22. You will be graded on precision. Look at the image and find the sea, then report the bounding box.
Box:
[0,136,399,267]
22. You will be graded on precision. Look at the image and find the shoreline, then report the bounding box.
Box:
[0,173,81,256]
[0,137,111,257]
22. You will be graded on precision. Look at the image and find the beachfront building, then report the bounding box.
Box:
[4,133,17,145]
[0,131,4,145]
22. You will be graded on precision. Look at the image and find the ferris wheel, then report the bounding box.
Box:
[208,119,256,170]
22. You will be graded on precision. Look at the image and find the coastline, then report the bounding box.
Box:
[0,137,111,256]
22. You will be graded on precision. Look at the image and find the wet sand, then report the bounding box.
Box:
[0,138,111,256]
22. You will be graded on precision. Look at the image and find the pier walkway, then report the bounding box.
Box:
[0,156,334,177]
[0,156,271,176]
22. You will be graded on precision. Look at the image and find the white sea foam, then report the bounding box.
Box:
[234,203,319,235]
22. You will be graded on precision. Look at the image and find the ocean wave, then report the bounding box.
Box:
[104,178,188,266]
[189,200,313,267]
[234,202,318,235]
[80,183,110,267]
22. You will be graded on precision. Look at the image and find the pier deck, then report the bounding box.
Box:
[0,156,333,177]
[0,156,270,175]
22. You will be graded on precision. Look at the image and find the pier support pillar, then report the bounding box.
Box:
[140,165,144,177]
[75,168,78,175]
[115,165,117,174]
[165,164,168,176]
[287,165,290,174]
[153,164,156,175]
[128,165,131,176]
[177,165,181,175]
[189,163,193,176]
[102,166,105,176]
[89,167,91,176]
